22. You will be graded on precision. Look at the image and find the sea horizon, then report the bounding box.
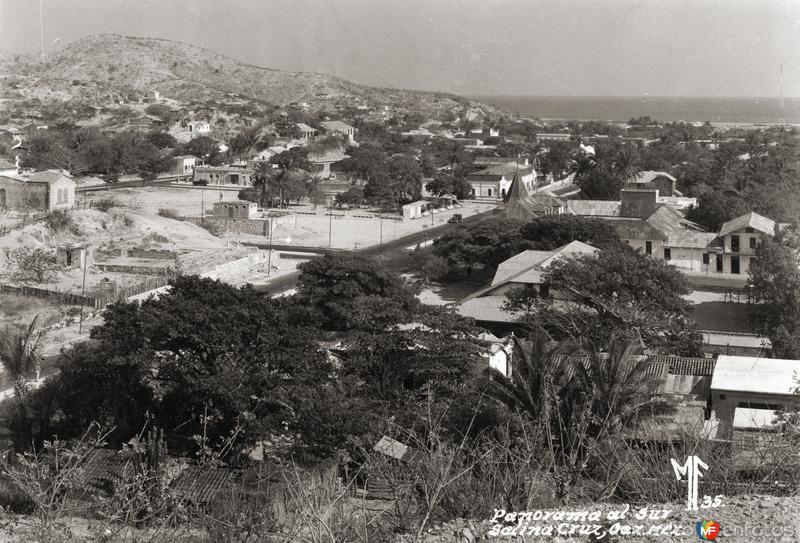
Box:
[470,95,800,125]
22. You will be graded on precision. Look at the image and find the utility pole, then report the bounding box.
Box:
[379,213,383,257]
[267,216,274,276]
[39,0,46,63]
[328,207,333,248]
[78,246,88,334]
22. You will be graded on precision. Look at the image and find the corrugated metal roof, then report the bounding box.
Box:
[718,212,776,238]
[566,200,621,217]
[632,171,677,184]
[711,355,800,395]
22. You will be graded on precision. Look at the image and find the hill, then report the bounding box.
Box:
[0,34,496,117]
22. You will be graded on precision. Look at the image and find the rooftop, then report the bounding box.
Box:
[0,170,72,184]
[320,120,354,132]
[718,212,776,238]
[711,355,800,396]
[631,171,677,184]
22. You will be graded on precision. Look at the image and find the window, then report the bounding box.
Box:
[664,248,671,260]
[645,241,652,255]
[731,234,740,252]
[719,394,726,400]
[702,253,709,265]
[487,188,492,196]
[749,237,757,249]
[745,227,754,233]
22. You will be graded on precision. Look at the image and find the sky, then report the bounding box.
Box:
[1,0,799,98]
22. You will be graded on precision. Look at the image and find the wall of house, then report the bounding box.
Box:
[0,178,48,211]
[711,390,800,439]
[49,177,75,210]
[664,247,706,271]
[623,238,665,257]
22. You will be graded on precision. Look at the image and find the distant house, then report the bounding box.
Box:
[605,189,716,271]
[171,155,197,176]
[146,90,161,103]
[213,200,258,219]
[319,121,356,143]
[295,123,318,140]
[193,165,253,187]
[0,170,75,211]
[187,120,211,135]
[501,169,566,220]
[710,355,800,439]
[628,171,678,196]
[711,212,776,275]
[466,163,534,199]
[308,148,347,179]
[473,156,529,168]
[535,132,571,143]
[458,241,598,324]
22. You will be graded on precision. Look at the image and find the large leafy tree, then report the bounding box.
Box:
[42,277,335,453]
[748,225,800,358]
[518,215,622,251]
[535,245,702,354]
[364,154,422,211]
[293,253,421,331]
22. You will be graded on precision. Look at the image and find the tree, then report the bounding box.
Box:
[686,190,750,231]
[306,175,328,209]
[251,161,272,207]
[518,215,622,251]
[748,226,800,357]
[147,131,178,149]
[0,316,42,399]
[432,215,530,277]
[13,247,57,283]
[364,154,422,211]
[269,147,311,208]
[334,187,364,208]
[293,253,420,331]
[541,245,702,354]
[182,136,222,165]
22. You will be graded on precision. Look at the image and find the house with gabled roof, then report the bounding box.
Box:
[501,169,567,220]
[0,170,75,211]
[458,241,598,324]
[466,162,534,199]
[712,212,776,275]
[320,120,356,143]
[628,170,678,195]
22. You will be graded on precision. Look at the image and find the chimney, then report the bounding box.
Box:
[620,189,659,219]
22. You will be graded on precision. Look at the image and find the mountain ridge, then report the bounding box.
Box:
[0,33,497,118]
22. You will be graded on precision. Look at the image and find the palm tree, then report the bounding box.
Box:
[252,161,272,208]
[0,316,43,400]
[613,144,642,184]
[568,153,597,183]
[306,175,327,210]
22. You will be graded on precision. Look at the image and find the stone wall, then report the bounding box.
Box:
[183,217,271,236]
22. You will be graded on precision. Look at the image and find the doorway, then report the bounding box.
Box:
[731,256,740,274]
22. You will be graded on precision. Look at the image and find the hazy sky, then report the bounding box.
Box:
[1,0,799,98]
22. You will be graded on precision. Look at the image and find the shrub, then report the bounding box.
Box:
[157,208,180,219]
[192,179,208,186]
[43,209,77,234]
[13,247,57,283]
[93,198,119,212]
[198,220,223,236]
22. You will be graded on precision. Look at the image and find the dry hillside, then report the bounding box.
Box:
[0,34,494,116]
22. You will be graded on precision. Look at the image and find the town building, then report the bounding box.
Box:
[171,155,197,176]
[193,165,253,186]
[710,212,776,275]
[0,170,75,211]
[213,200,258,219]
[710,355,800,439]
[535,132,571,143]
[627,171,678,196]
[466,163,534,199]
[295,123,318,140]
[501,169,567,220]
[308,148,347,179]
[319,120,356,143]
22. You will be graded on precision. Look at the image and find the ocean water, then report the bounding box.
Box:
[471,96,800,125]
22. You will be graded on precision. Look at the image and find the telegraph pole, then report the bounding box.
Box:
[328,207,333,248]
[78,246,88,333]
[267,216,274,276]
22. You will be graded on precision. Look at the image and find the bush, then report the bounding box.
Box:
[192,179,208,186]
[43,209,77,234]
[198,220,224,236]
[157,208,181,219]
[13,247,57,283]
[93,198,119,212]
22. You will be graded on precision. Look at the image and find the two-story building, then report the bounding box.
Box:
[709,212,776,275]
[171,155,197,176]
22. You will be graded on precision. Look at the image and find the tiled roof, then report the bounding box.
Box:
[718,212,776,238]
[295,123,317,132]
[470,164,533,178]
[171,465,237,503]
